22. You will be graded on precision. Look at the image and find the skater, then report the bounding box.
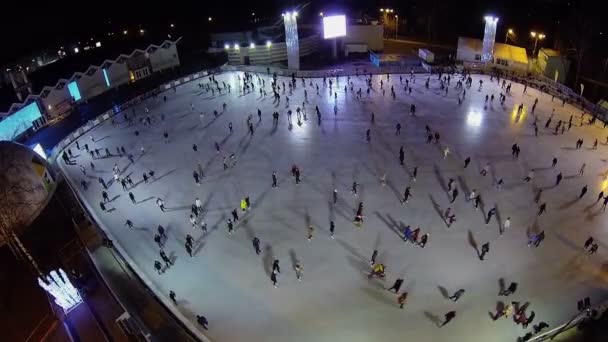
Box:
[185,241,193,257]
[196,315,209,330]
[579,163,586,175]
[129,192,136,204]
[451,188,459,203]
[272,259,281,274]
[333,189,338,204]
[388,278,404,293]
[294,262,303,281]
[397,292,408,309]
[231,208,239,221]
[584,236,594,251]
[99,177,107,189]
[154,260,163,275]
[351,182,358,196]
[501,217,511,235]
[156,198,165,211]
[370,250,378,265]
[227,219,234,235]
[479,242,490,260]
[523,170,535,183]
[401,186,412,203]
[169,290,177,304]
[272,171,278,188]
[395,123,401,135]
[480,162,489,176]
[160,250,173,266]
[330,221,335,238]
[447,178,455,191]
[443,147,450,159]
[552,157,558,168]
[252,237,261,255]
[449,289,465,302]
[307,225,314,241]
[441,311,456,327]
[271,271,278,288]
[485,207,496,224]
[419,234,429,248]
[579,185,588,199]
[602,196,608,211]
[500,282,518,296]
[537,203,547,216]
[157,225,166,240]
[464,157,471,168]
[399,147,405,165]
[556,172,563,186]
[102,191,110,203]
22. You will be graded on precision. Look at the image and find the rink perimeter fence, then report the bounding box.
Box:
[51,64,606,342]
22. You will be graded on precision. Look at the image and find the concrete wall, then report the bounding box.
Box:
[150,44,180,72]
[41,86,71,119]
[107,62,129,87]
[79,69,107,100]
[343,25,384,51]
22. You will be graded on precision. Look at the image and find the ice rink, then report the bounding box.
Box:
[59,71,608,342]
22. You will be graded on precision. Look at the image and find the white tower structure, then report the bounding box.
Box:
[282,11,300,70]
[481,16,499,63]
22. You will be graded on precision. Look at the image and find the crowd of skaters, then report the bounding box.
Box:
[60,67,606,340]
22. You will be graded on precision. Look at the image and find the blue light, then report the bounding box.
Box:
[102,68,111,87]
[67,81,81,101]
[0,102,42,141]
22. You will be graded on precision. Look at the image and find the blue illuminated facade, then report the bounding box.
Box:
[67,81,82,101]
[102,69,111,87]
[0,102,42,141]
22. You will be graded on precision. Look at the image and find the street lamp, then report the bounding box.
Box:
[395,15,399,39]
[531,31,545,56]
[505,28,514,43]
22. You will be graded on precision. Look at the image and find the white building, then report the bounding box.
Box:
[456,37,528,72]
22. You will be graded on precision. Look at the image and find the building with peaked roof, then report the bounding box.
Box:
[0,39,181,142]
[456,37,529,72]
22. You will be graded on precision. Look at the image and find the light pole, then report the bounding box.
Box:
[395,15,399,39]
[530,31,545,56]
[505,28,514,43]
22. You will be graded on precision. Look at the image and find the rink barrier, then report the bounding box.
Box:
[57,157,210,341]
[50,67,221,161]
[50,68,225,341]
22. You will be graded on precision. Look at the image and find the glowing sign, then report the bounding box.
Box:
[102,68,111,87]
[323,15,347,39]
[0,102,42,141]
[38,269,82,313]
[67,81,81,101]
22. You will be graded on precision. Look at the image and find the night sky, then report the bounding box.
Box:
[0,1,604,67]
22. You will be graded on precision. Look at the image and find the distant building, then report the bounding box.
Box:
[534,48,570,84]
[456,37,528,72]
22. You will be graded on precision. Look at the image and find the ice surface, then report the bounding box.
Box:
[60,72,608,342]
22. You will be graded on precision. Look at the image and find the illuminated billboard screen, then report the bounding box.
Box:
[0,102,42,141]
[67,81,81,101]
[323,15,346,39]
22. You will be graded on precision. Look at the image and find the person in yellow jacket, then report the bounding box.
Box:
[368,263,385,279]
[502,304,514,319]
[240,199,247,211]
